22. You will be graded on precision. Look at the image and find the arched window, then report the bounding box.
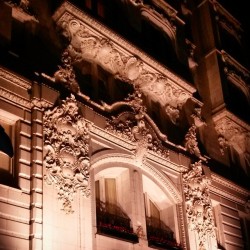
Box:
[93,160,182,249]
[143,175,180,249]
[95,167,138,243]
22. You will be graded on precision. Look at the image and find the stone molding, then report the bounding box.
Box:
[91,125,135,152]
[0,87,31,109]
[211,173,250,198]
[43,94,91,213]
[177,203,187,250]
[31,97,54,111]
[209,186,246,205]
[0,66,31,89]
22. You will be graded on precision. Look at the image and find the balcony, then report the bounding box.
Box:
[96,200,138,243]
[146,217,182,250]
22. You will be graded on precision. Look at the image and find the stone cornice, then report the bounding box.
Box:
[0,87,31,109]
[211,173,250,197]
[53,1,195,94]
[0,66,31,90]
[210,185,247,205]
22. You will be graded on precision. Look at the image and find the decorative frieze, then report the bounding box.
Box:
[183,161,215,247]
[43,94,91,213]
[0,87,31,109]
[31,98,53,111]
[0,67,31,89]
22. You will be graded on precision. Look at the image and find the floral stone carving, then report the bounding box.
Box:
[43,94,91,213]
[215,114,250,175]
[183,161,215,246]
[106,90,169,162]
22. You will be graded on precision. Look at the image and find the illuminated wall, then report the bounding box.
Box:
[0,1,250,250]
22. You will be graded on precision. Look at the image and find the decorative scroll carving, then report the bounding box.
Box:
[55,15,191,124]
[43,94,91,213]
[183,161,215,246]
[106,90,169,163]
[106,90,151,163]
[184,124,201,157]
[54,49,80,93]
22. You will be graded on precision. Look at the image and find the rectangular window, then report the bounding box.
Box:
[0,122,13,172]
[0,115,16,186]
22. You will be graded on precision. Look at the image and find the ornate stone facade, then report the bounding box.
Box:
[0,1,250,250]
[54,9,194,125]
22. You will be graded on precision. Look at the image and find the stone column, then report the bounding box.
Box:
[30,106,43,250]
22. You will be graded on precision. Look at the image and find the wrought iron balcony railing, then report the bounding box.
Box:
[96,200,138,243]
[146,216,182,250]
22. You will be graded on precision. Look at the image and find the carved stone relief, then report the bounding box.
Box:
[43,94,91,213]
[184,124,201,158]
[55,14,191,125]
[53,49,80,93]
[183,161,216,247]
[214,114,250,175]
[105,89,169,164]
